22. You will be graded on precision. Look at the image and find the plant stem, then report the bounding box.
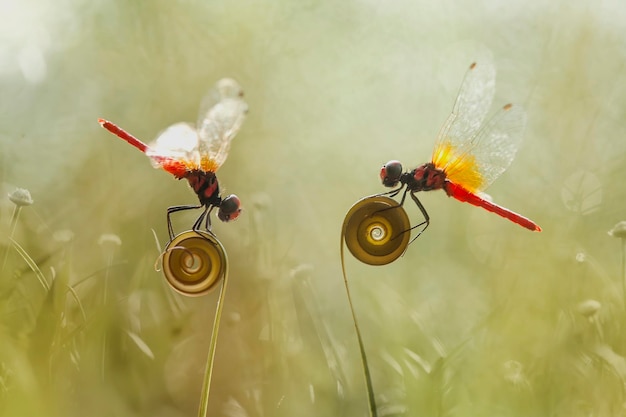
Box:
[197,251,229,417]
[340,237,378,417]
[621,238,626,310]
[1,205,22,273]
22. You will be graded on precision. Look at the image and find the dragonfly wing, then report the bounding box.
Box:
[146,122,201,178]
[432,59,526,192]
[196,78,248,172]
[437,60,496,151]
[465,102,526,188]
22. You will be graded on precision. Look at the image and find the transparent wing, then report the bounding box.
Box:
[434,60,496,157]
[431,60,526,192]
[146,122,201,175]
[465,103,526,188]
[196,78,248,172]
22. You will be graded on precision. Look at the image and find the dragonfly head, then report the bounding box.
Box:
[380,160,403,187]
[218,194,242,222]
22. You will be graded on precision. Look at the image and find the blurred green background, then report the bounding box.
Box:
[1,0,626,416]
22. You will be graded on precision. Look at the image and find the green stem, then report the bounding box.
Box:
[1,206,21,273]
[622,239,625,311]
[197,251,229,417]
[101,253,113,381]
[340,234,378,417]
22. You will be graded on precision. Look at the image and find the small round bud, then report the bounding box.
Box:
[577,299,601,319]
[501,360,528,388]
[8,188,34,206]
[608,221,626,239]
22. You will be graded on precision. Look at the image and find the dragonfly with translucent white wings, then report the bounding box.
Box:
[99,78,248,240]
[379,61,541,238]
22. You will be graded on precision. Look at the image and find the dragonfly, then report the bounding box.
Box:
[379,61,541,238]
[99,78,248,240]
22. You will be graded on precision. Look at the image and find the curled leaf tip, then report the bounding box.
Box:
[608,221,626,238]
[98,233,122,247]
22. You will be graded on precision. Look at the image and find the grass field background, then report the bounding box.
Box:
[1,1,626,416]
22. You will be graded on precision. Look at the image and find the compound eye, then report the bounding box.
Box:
[218,194,242,222]
[380,160,403,187]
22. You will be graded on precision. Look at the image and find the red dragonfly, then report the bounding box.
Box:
[99,78,248,240]
[379,61,541,237]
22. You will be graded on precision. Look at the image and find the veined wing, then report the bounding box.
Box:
[435,60,496,151]
[463,103,526,190]
[434,103,527,194]
[146,122,200,178]
[431,60,526,192]
[196,78,248,173]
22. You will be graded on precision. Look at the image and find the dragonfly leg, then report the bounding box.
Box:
[192,206,210,232]
[398,187,410,206]
[406,192,430,244]
[203,206,216,232]
[373,185,408,215]
[167,204,203,240]
[379,184,405,199]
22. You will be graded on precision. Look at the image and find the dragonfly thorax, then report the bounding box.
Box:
[184,170,242,222]
[407,163,446,192]
[381,160,446,192]
[185,170,221,207]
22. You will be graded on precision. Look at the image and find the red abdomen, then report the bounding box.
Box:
[444,181,541,231]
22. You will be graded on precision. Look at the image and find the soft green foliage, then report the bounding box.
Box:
[1,0,626,416]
